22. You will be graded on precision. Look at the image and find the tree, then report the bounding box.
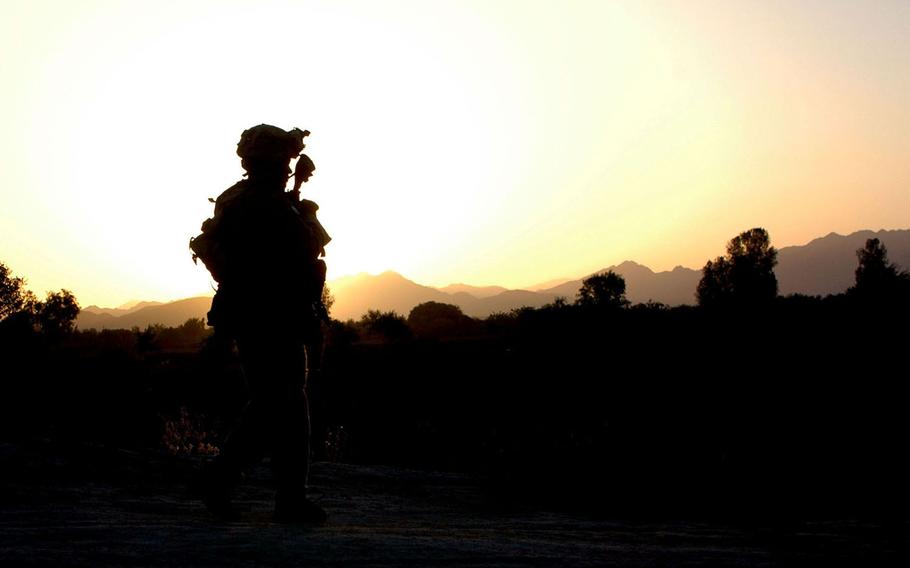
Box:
[156,318,211,349]
[35,289,80,337]
[359,310,412,341]
[696,256,730,307]
[0,262,36,321]
[697,228,778,307]
[850,238,908,298]
[855,238,895,289]
[576,270,629,309]
[321,285,335,316]
[407,301,475,338]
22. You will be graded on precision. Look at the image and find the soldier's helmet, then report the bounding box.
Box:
[237,125,308,172]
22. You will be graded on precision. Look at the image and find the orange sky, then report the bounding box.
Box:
[1,0,909,307]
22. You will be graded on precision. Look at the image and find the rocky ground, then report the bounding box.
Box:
[1,440,905,567]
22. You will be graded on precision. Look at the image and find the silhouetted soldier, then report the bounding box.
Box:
[193,124,329,523]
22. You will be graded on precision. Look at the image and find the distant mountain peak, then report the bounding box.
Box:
[612,260,654,274]
[376,270,406,280]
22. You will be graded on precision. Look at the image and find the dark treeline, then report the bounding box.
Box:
[2,228,908,518]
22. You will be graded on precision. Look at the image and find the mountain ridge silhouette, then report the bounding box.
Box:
[76,228,910,328]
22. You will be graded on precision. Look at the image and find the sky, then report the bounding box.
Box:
[1,0,909,308]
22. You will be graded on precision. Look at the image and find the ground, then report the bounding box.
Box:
[1,440,905,566]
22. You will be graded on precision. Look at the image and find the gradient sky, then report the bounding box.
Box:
[2,0,909,308]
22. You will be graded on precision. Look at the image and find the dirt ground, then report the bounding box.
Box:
[1,440,905,567]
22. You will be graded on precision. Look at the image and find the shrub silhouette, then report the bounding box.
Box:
[359,310,412,341]
[407,302,476,338]
[160,406,220,456]
[155,318,212,350]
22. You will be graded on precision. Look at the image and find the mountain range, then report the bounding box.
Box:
[77,229,910,329]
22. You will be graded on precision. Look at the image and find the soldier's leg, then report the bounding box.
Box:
[264,339,310,501]
[200,332,318,520]
[210,394,270,483]
[258,337,325,521]
[196,335,274,516]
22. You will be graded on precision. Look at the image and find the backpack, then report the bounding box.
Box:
[189,181,248,283]
[190,181,331,327]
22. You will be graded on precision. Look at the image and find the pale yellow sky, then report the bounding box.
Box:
[1,0,909,307]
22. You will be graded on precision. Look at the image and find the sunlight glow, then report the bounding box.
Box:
[2,0,909,306]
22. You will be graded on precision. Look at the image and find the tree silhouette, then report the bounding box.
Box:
[407,302,475,338]
[0,262,36,321]
[850,238,908,298]
[359,310,412,341]
[855,238,894,286]
[697,228,777,307]
[696,257,731,307]
[576,270,629,308]
[321,285,335,315]
[155,318,212,349]
[35,290,80,337]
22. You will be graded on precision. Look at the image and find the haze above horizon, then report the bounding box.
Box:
[2,0,909,308]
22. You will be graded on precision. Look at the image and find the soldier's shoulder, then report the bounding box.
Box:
[217,179,249,202]
[213,180,250,215]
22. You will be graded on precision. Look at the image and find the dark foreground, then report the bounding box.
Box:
[1,440,905,567]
